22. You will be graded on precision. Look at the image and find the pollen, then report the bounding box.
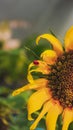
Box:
[48,51,73,108]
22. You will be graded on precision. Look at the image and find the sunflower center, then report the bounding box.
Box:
[48,51,73,108]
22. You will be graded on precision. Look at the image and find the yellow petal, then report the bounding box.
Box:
[41,50,57,65]
[28,88,51,120]
[2,118,9,125]
[65,26,73,51]
[36,34,63,56]
[46,101,63,130]
[27,62,35,83]
[12,78,48,96]
[36,61,50,74]
[27,70,34,83]
[62,108,73,130]
[30,100,53,130]
[27,60,50,83]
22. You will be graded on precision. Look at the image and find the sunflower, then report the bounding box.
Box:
[12,26,73,130]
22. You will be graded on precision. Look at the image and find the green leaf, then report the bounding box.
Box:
[7,95,26,109]
[56,114,62,130]
[68,122,73,130]
[0,86,9,95]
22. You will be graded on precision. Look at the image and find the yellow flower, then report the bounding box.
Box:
[12,26,73,130]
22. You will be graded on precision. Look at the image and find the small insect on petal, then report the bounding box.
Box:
[33,60,39,65]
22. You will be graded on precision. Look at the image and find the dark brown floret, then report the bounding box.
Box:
[48,51,73,108]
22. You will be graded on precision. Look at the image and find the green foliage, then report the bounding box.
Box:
[0,49,28,86]
[22,34,52,59]
[0,86,47,130]
[0,86,31,130]
[68,122,73,130]
[0,34,52,87]
[56,114,63,130]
